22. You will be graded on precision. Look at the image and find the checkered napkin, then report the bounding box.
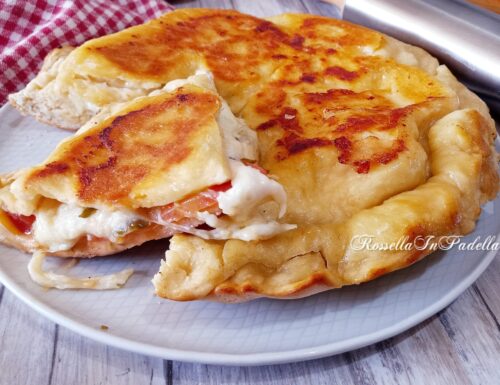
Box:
[0,0,174,105]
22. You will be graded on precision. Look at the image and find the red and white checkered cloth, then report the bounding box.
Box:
[0,0,174,104]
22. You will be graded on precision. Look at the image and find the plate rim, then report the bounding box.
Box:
[0,247,496,366]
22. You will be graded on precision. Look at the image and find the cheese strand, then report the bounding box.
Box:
[28,251,134,290]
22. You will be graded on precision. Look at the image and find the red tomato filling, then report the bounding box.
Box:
[147,181,232,224]
[3,212,36,234]
[147,162,267,225]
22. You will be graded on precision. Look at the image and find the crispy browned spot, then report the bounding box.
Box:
[289,34,306,50]
[34,162,69,178]
[254,20,288,40]
[303,89,356,103]
[300,73,316,83]
[324,66,359,81]
[278,136,333,158]
[334,106,413,134]
[257,107,301,133]
[255,89,412,172]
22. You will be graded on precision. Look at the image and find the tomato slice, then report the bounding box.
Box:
[148,163,266,226]
[148,182,232,224]
[0,210,36,235]
[209,181,232,192]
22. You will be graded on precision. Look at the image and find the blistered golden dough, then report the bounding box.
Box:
[6,9,499,300]
[24,85,230,210]
[154,109,498,301]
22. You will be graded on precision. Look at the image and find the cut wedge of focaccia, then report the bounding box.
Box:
[7,9,499,300]
[0,71,293,263]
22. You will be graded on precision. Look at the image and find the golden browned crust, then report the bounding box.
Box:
[5,9,498,300]
[26,85,224,208]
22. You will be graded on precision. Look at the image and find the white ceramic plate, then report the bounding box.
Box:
[0,104,498,366]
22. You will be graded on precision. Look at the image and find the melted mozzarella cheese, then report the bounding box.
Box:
[217,99,258,161]
[192,213,295,242]
[218,160,287,219]
[33,204,140,252]
[190,160,295,241]
[28,251,133,290]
